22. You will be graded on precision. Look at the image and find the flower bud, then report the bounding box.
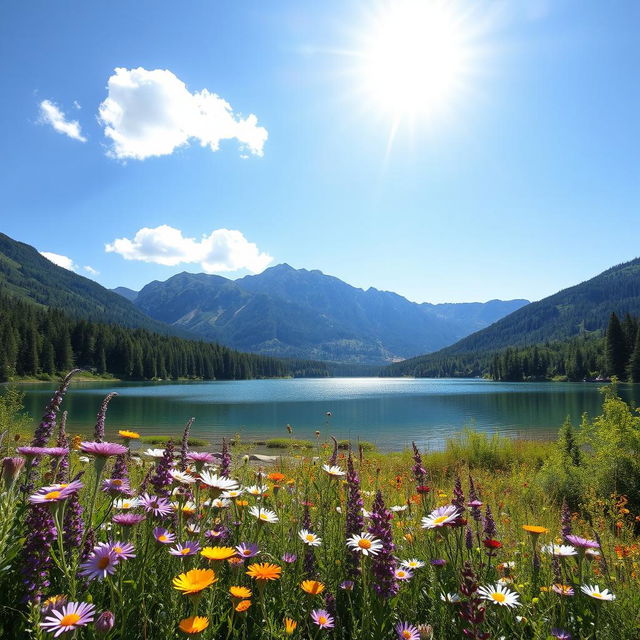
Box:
[95,611,115,634]
[2,456,25,491]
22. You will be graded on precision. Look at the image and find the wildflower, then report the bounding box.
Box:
[140,493,172,517]
[95,611,115,635]
[246,562,282,581]
[40,601,95,637]
[170,470,196,485]
[199,471,238,493]
[29,486,75,505]
[394,568,414,581]
[268,472,286,482]
[301,580,325,595]
[178,616,210,634]
[440,592,461,603]
[187,451,216,465]
[552,584,575,596]
[541,544,577,557]
[322,464,345,477]
[284,617,298,634]
[580,584,616,601]
[118,430,140,440]
[299,529,322,546]
[477,584,521,608]
[565,535,599,549]
[80,442,128,457]
[396,621,420,640]
[150,529,174,547]
[346,532,383,556]
[310,609,334,629]
[235,600,252,612]
[221,489,243,499]
[220,438,232,477]
[430,558,446,567]
[282,552,297,563]
[421,505,459,529]
[230,586,252,599]
[390,505,408,512]
[483,538,502,550]
[416,485,430,494]
[173,568,217,594]
[98,541,136,561]
[201,546,236,562]
[41,595,68,616]
[236,542,259,558]
[523,525,549,535]
[178,501,197,517]
[401,559,425,570]
[249,506,279,523]
[411,442,427,485]
[142,448,166,458]
[551,629,572,640]
[79,547,119,581]
[340,580,354,590]
[170,541,201,557]
[1,456,25,491]
[245,484,268,496]
[112,513,144,527]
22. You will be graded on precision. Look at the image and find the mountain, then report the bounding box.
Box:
[111,286,138,302]
[131,264,528,363]
[0,232,175,334]
[385,257,640,375]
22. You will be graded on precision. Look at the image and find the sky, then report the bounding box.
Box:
[1,0,639,304]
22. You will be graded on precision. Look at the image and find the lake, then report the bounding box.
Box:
[12,378,640,452]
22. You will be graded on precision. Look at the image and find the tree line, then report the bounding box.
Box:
[0,294,330,382]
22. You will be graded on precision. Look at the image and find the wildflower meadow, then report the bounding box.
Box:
[1,370,639,639]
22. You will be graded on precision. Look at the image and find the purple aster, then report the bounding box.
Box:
[564,535,599,549]
[40,601,95,637]
[340,580,354,591]
[187,451,216,465]
[93,392,118,443]
[396,622,420,640]
[80,442,128,457]
[97,541,136,561]
[79,547,119,581]
[95,611,115,634]
[17,446,54,459]
[367,490,398,598]
[394,567,414,581]
[282,552,297,563]
[169,541,201,557]
[551,630,572,640]
[205,524,229,542]
[112,513,145,527]
[236,542,259,559]
[140,493,172,517]
[310,609,334,629]
[29,485,76,505]
[153,527,176,544]
[101,478,132,495]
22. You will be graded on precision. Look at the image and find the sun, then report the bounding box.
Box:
[355,0,472,126]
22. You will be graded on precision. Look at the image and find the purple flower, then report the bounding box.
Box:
[40,601,95,636]
[179,417,194,471]
[169,541,201,557]
[79,547,119,581]
[220,438,231,478]
[205,524,229,542]
[97,541,136,560]
[2,456,25,491]
[153,527,176,544]
[52,411,69,482]
[80,442,128,457]
[430,558,446,567]
[561,498,572,538]
[140,493,172,517]
[551,630,572,640]
[564,534,599,549]
[452,476,465,509]
[63,490,85,549]
[20,503,56,601]
[112,513,145,527]
[101,478,132,495]
[282,552,297,563]
[95,611,115,635]
[187,451,216,465]
[93,392,118,443]
[340,580,354,591]
[345,452,365,579]
[328,436,338,466]
[310,609,334,629]
[394,567,414,581]
[411,442,427,486]
[17,446,54,458]
[468,475,483,522]
[396,622,420,640]
[236,542,259,559]
[111,454,129,481]
[367,490,398,598]
[150,440,174,497]
[483,504,497,539]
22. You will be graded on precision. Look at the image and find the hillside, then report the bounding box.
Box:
[385,257,640,376]
[132,265,528,363]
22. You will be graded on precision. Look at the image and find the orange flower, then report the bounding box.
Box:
[118,429,140,439]
[522,525,549,536]
[173,569,217,594]
[236,500,249,508]
[201,546,237,562]
[300,580,325,595]
[179,616,209,634]
[229,586,252,599]
[268,472,286,483]
[235,600,252,612]
[284,617,298,634]
[246,562,282,582]
[228,557,244,567]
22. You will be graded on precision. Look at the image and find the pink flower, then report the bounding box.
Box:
[79,547,119,581]
[310,609,334,629]
[40,601,95,637]
[80,442,128,457]
[153,527,176,544]
[169,541,201,557]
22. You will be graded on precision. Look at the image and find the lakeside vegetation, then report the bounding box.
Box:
[1,374,639,638]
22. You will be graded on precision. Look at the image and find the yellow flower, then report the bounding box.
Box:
[229,586,252,599]
[236,499,249,507]
[71,435,82,450]
[201,546,237,562]
[173,569,217,594]
[300,580,325,595]
[522,525,549,536]
[178,616,209,634]
[118,429,140,439]
[246,562,282,582]
[235,600,252,612]
[284,618,298,634]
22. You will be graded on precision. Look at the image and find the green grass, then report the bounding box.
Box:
[138,434,209,447]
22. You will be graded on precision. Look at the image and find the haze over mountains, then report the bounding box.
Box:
[122,265,528,363]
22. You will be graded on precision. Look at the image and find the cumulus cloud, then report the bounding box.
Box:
[98,67,268,160]
[40,251,78,271]
[105,225,272,274]
[39,100,87,142]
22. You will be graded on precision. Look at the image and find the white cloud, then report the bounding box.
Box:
[105,225,273,274]
[40,251,78,271]
[98,67,268,160]
[39,100,87,142]
[83,265,99,276]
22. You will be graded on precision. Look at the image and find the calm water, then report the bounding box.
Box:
[14,378,640,452]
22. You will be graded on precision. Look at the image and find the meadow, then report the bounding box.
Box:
[0,370,639,639]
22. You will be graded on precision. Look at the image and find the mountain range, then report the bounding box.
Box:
[122,265,528,363]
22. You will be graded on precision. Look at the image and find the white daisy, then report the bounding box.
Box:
[390,505,408,512]
[170,470,196,485]
[221,489,244,499]
[421,505,459,529]
[322,464,346,477]
[142,448,166,458]
[346,532,383,556]
[198,471,239,492]
[477,583,521,608]
[580,584,615,601]
[541,544,577,557]
[245,484,268,496]
[440,592,461,603]
[298,529,322,547]
[401,559,425,570]
[249,506,279,524]
[113,498,140,510]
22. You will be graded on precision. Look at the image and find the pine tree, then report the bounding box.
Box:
[628,327,640,383]
[606,312,628,379]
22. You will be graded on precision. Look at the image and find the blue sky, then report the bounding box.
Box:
[1,0,638,303]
